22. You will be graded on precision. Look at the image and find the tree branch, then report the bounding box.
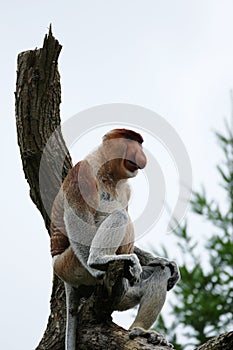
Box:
[195,331,233,350]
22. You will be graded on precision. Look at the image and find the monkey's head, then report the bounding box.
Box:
[102,129,147,179]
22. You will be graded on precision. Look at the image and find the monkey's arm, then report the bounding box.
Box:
[134,246,180,290]
[133,246,156,265]
[87,209,142,284]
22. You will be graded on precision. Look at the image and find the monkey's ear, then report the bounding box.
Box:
[63,160,99,212]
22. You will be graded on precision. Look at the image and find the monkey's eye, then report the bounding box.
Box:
[127,139,142,146]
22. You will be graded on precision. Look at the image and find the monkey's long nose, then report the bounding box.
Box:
[136,150,147,169]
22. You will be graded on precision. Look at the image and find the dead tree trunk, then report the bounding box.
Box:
[15,26,71,349]
[15,27,232,350]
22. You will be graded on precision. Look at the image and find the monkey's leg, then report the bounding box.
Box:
[53,246,99,286]
[87,209,142,283]
[117,265,173,347]
[65,283,79,350]
[131,265,170,329]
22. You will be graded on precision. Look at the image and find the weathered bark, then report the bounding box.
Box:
[15,26,70,349]
[15,25,72,231]
[15,27,231,350]
[195,331,233,350]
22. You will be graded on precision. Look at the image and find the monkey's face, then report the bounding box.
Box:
[122,139,147,178]
[103,131,147,180]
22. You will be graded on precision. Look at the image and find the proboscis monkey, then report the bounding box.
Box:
[50,129,179,349]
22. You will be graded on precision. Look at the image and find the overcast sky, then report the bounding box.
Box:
[1,1,233,349]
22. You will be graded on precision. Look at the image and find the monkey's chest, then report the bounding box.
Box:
[94,191,117,227]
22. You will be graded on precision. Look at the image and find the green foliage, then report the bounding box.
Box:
[154,121,233,349]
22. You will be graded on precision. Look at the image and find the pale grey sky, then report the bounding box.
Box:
[1,1,233,349]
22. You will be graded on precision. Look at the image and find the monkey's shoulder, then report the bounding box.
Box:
[63,160,99,211]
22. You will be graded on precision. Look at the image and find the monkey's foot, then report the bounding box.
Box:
[148,257,173,269]
[148,258,180,291]
[129,327,173,348]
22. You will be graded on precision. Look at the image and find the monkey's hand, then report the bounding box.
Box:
[88,253,142,286]
[123,254,142,286]
[129,327,173,348]
[148,257,180,291]
[87,267,105,280]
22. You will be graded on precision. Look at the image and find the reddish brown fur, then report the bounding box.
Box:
[103,128,144,144]
[63,161,99,214]
[51,161,99,257]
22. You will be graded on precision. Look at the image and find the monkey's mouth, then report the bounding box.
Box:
[124,160,139,172]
